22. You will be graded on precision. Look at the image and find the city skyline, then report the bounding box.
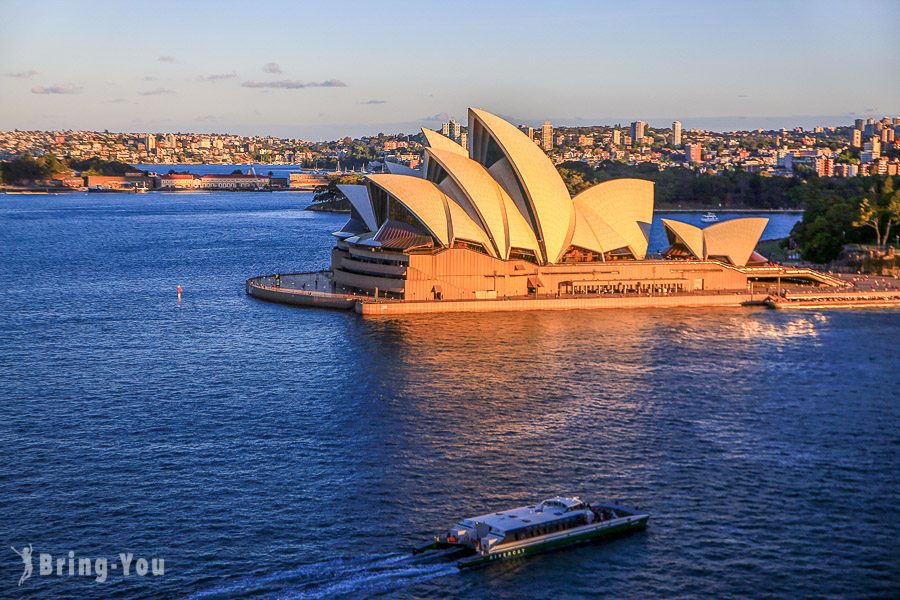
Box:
[1,0,898,140]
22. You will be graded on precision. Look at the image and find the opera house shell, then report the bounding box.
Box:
[330,108,770,301]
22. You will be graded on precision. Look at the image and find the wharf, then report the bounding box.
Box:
[246,272,758,315]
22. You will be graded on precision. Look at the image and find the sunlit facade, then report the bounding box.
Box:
[330,108,770,301]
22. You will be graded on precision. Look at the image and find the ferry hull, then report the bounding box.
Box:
[457,515,648,569]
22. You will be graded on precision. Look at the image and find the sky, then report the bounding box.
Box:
[1,0,898,140]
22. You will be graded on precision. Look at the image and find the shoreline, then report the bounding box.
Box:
[0,189,804,212]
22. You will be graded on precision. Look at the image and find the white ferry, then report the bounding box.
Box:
[700,211,719,223]
[414,496,649,569]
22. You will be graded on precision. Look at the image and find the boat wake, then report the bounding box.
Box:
[185,552,458,599]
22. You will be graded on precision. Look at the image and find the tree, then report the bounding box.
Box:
[852,178,900,249]
[853,197,882,246]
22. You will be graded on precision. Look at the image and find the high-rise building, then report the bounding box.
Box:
[672,121,682,147]
[449,118,461,141]
[145,134,156,150]
[540,121,553,151]
[526,127,535,141]
[459,131,468,150]
[631,121,646,145]
[861,137,881,163]
[854,118,865,130]
[815,156,835,177]
[864,118,875,136]
[684,143,702,163]
[440,122,450,136]
[851,129,862,148]
[611,129,621,146]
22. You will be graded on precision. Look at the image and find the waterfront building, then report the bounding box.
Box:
[541,121,553,151]
[159,173,199,190]
[324,108,795,302]
[672,121,682,146]
[199,173,268,190]
[290,172,333,189]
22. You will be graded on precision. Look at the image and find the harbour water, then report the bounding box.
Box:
[0,192,897,598]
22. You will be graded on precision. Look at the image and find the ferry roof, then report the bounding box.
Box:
[463,497,586,533]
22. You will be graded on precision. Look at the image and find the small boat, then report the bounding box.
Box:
[414,496,649,569]
[700,211,719,223]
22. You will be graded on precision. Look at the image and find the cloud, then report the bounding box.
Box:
[359,99,387,105]
[31,84,82,94]
[157,55,176,63]
[195,114,219,122]
[241,79,347,89]
[106,97,128,104]
[7,70,38,78]
[199,72,237,81]
[262,62,282,74]
[420,112,452,121]
[139,88,176,96]
[143,76,158,81]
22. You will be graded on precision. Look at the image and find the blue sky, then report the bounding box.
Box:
[1,0,898,139]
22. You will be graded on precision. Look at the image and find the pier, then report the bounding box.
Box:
[246,270,900,315]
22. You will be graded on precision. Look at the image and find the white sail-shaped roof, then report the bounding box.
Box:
[383,160,422,177]
[424,147,540,259]
[662,217,768,267]
[421,128,468,156]
[469,107,575,264]
[365,174,495,256]
[570,202,631,255]
[572,179,654,259]
[337,184,377,232]
[703,218,768,267]
[662,219,704,258]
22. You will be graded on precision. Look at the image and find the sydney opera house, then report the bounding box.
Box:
[325,108,785,302]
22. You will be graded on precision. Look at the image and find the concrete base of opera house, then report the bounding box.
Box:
[246,271,763,315]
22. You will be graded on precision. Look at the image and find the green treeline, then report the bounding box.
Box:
[558,161,805,209]
[791,176,900,262]
[0,154,136,184]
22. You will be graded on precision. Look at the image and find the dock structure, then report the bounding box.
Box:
[764,289,900,310]
[246,269,900,315]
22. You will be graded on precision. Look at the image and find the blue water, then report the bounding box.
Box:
[0,193,897,599]
[131,164,312,179]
